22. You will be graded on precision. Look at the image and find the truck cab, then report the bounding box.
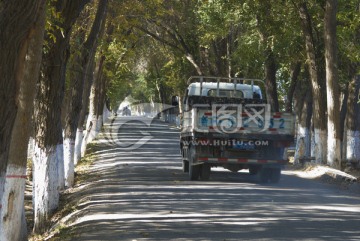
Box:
[186,82,263,99]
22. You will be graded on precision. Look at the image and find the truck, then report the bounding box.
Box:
[180,76,295,183]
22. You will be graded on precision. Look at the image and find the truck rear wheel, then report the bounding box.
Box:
[189,147,200,180]
[200,164,211,180]
[182,160,189,173]
[259,167,281,183]
[259,168,271,183]
[249,166,260,175]
[269,168,281,183]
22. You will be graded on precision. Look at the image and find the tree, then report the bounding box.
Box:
[298,2,327,164]
[129,0,204,75]
[337,0,360,165]
[0,1,46,240]
[324,0,341,168]
[254,1,280,111]
[33,0,90,233]
[285,62,302,112]
[82,54,107,153]
[294,74,313,163]
[81,19,116,156]
[346,76,360,166]
[64,0,108,187]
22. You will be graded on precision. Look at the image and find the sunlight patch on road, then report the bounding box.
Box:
[72,212,279,226]
[298,205,360,213]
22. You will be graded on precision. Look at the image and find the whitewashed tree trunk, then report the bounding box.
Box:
[57,144,64,190]
[342,124,347,161]
[294,123,312,164]
[81,131,88,158]
[87,116,99,144]
[63,0,107,187]
[81,85,96,157]
[0,2,46,239]
[20,206,28,241]
[295,126,309,162]
[299,3,328,165]
[0,173,4,208]
[81,115,101,157]
[314,129,327,164]
[95,115,103,137]
[295,136,305,163]
[28,137,35,160]
[32,0,90,234]
[77,57,95,160]
[33,144,59,233]
[346,76,360,166]
[81,51,106,157]
[293,76,312,164]
[103,104,111,123]
[347,130,360,164]
[74,128,84,165]
[63,138,75,187]
[0,0,46,218]
[340,87,349,162]
[0,165,27,241]
[311,128,315,158]
[327,120,341,167]
[325,0,341,168]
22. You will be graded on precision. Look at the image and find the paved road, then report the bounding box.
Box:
[67,116,360,241]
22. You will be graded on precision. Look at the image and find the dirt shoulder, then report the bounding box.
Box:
[287,163,360,194]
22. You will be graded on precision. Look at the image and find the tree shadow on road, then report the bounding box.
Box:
[48,118,360,241]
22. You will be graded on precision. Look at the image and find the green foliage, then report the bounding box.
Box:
[43,0,64,52]
[93,0,360,108]
[337,0,360,73]
[105,39,136,108]
[197,0,241,41]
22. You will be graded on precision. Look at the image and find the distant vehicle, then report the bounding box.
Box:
[180,76,295,183]
[122,106,131,116]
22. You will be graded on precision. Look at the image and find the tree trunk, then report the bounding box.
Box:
[346,75,360,165]
[32,0,90,233]
[0,1,46,239]
[0,0,44,215]
[264,49,280,112]
[286,62,302,112]
[211,38,227,76]
[227,30,232,78]
[255,2,280,112]
[298,2,327,164]
[340,82,349,161]
[98,73,108,123]
[185,53,203,75]
[294,76,313,163]
[82,55,106,156]
[324,0,341,168]
[64,0,108,187]
[75,56,95,164]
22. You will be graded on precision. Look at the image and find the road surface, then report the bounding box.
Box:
[66,116,360,241]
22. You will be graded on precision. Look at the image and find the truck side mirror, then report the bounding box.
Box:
[172,96,179,106]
